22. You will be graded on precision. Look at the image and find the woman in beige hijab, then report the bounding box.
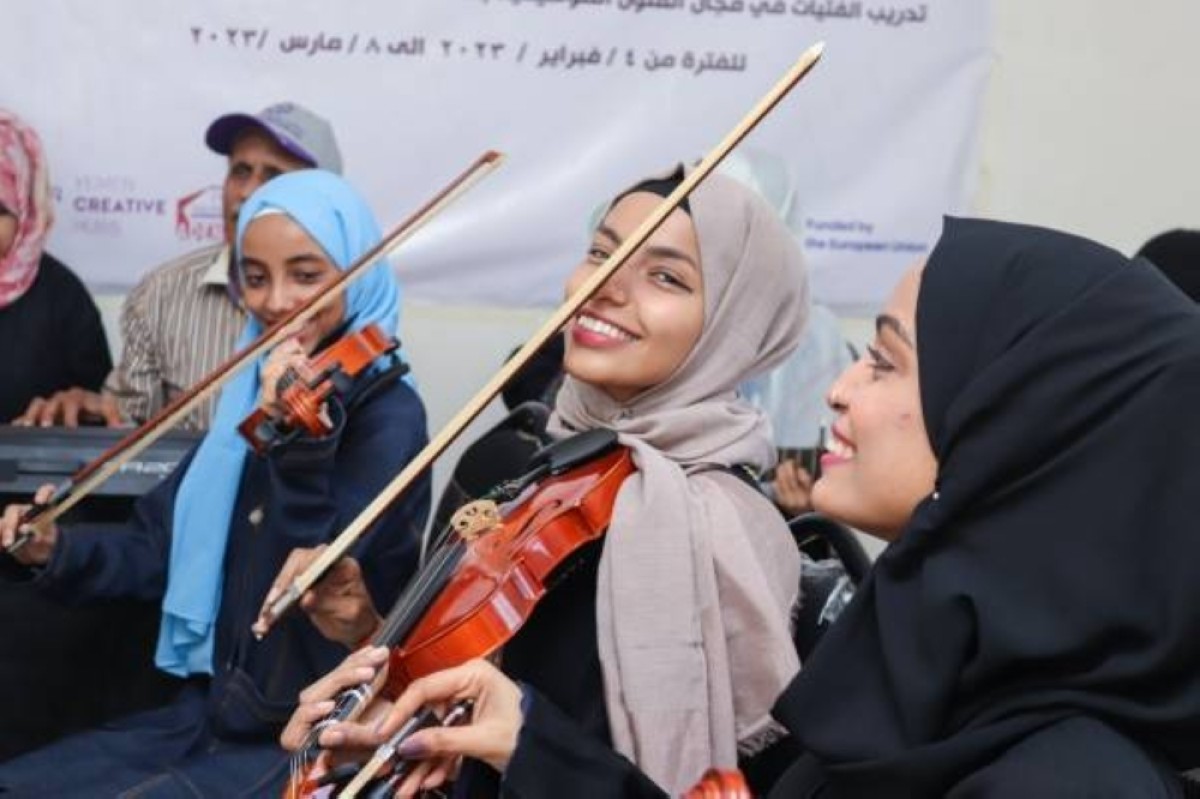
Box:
[281,167,810,798]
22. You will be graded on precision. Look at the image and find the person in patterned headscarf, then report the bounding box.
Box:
[0,109,111,421]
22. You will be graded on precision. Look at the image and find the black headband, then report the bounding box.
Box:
[611,165,691,216]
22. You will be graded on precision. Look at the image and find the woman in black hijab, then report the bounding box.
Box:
[775,216,1200,796]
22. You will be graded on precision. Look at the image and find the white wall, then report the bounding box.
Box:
[92,0,1199,527]
[973,0,1200,249]
[839,0,1200,347]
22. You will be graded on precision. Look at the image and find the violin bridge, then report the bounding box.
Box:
[450,499,501,541]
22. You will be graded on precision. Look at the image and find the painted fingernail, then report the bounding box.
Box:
[396,737,428,760]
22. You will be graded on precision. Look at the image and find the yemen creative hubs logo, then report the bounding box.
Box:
[67,174,168,238]
[176,185,224,242]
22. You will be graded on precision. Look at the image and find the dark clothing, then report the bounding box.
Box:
[1136,228,1200,303]
[0,252,111,421]
[770,701,1184,798]
[501,334,564,412]
[456,539,609,798]
[948,716,1181,798]
[0,683,287,798]
[777,218,1200,795]
[0,375,430,797]
[502,687,662,799]
[495,698,1185,799]
[0,575,181,763]
[503,539,608,743]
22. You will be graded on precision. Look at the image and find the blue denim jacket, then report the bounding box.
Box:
[36,376,431,740]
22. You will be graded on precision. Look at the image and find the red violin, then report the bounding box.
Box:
[239,323,398,455]
[381,433,633,694]
[287,429,635,798]
[285,434,764,799]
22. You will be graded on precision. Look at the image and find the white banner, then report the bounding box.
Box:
[5,0,990,313]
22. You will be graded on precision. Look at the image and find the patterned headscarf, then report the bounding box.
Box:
[0,110,53,308]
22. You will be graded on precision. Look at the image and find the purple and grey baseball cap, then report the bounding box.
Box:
[205,102,343,174]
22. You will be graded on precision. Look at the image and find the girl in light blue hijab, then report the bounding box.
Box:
[159,169,408,676]
[0,169,431,797]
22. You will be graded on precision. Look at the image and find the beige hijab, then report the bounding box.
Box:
[549,168,808,793]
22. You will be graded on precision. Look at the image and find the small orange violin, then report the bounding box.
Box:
[238,323,400,455]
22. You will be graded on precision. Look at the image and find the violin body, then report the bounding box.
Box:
[384,443,634,694]
[239,324,398,455]
[286,438,634,798]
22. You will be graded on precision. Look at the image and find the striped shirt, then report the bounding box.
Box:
[104,244,246,431]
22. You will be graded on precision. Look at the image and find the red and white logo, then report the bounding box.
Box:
[175,186,223,242]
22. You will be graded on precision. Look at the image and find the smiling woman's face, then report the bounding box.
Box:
[561,191,705,403]
[238,213,346,352]
[811,263,938,540]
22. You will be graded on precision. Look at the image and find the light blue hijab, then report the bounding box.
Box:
[155,169,404,676]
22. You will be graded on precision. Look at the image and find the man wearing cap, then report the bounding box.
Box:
[15,102,343,430]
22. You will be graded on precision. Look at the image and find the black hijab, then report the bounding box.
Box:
[773,217,1200,795]
[1136,229,1200,303]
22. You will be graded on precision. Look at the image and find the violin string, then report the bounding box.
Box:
[373,543,453,645]
[374,536,464,646]
[288,751,300,799]
[369,544,453,646]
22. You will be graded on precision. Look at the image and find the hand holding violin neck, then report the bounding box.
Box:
[239,324,396,457]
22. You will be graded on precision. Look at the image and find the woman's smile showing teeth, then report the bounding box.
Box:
[821,427,856,466]
[561,190,704,402]
[573,312,639,347]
